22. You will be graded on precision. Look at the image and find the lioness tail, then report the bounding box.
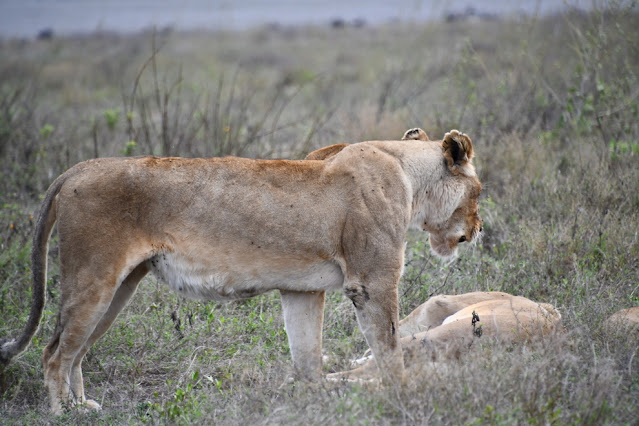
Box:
[0,174,66,365]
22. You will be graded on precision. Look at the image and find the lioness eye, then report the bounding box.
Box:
[458,236,467,243]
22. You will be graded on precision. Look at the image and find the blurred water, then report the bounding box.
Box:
[0,0,582,39]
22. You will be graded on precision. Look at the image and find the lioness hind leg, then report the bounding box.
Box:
[69,263,149,411]
[280,290,325,380]
[43,261,144,414]
[43,291,115,414]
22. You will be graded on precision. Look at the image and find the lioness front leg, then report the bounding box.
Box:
[280,290,325,380]
[345,278,404,384]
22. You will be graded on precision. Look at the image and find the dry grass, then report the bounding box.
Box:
[1,3,638,424]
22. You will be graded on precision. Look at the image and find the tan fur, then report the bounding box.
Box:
[0,128,482,413]
[603,307,639,335]
[304,143,350,161]
[401,127,430,141]
[306,128,430,162]
[328,292,562,382]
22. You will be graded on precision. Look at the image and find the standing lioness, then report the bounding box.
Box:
[0,129,482,413]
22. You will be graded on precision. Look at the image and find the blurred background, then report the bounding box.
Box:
[2,0,582,38]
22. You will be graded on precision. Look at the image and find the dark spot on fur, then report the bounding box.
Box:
[472,311,483,338]
[391,321,396,336]
[471,310,480,326]
[345,284,370,309]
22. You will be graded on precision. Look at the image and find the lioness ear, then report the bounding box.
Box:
[305,143,349,160]
[402,127,430,141]
[442,129,474,168]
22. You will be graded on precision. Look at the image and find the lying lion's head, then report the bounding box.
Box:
[420,129,482,260]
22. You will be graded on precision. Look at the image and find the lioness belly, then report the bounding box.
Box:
[146,252,343,301]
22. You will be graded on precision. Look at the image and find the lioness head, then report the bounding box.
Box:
[306,127,483,260]
[424,130,482,260]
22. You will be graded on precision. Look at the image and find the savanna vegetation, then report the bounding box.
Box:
[1,2,638,424]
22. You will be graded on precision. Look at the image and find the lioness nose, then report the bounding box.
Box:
[458,236,467,243]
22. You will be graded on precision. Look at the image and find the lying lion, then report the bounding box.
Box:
[0,127,482,413]
[603,307,639,336]
[328,291,562,382]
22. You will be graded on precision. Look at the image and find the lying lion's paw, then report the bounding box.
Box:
[84,399,102,411]
[326,373,382,388]
[350,354,373,368]
[326,372,358,383]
